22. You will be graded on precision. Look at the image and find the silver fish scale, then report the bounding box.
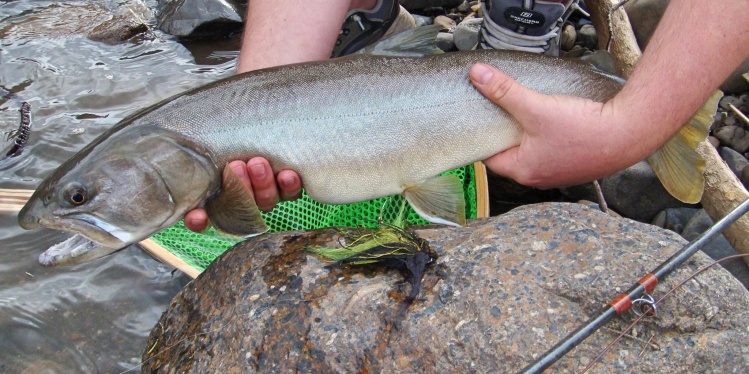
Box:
[133,50,622,204]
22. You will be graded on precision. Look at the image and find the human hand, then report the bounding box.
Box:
[184,158,303,232]
[468,63,649,189]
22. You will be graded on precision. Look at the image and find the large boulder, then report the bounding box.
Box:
[142,203,749,373]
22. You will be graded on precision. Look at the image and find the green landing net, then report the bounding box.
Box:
[149,165,479,272]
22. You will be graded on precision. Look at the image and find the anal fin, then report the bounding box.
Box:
[403,174,466,226]
[205,165,269,237]
[647,90,722,204]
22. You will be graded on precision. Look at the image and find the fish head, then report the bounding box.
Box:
[18,126,220,266]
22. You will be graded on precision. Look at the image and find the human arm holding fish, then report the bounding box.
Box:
[474,0,749,188]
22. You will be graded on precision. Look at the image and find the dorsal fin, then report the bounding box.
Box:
[359,25,443,57]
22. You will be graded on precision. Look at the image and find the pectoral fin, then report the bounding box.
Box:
[205,165,269,237]
[403,174,466,226]
[647,90,722,203]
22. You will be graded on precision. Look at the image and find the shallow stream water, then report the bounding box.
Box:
[0,1,241,372]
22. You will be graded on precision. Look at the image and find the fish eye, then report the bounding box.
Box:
[63,184,88,206]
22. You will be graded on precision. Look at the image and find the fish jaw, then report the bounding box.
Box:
[38,234,121,266]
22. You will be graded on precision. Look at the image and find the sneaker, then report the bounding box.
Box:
[332,0,416,58]
[479,0,588,56]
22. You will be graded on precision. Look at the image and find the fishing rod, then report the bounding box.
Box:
[520,197,749,373]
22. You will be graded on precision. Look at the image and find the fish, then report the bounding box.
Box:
[17,26,718,266]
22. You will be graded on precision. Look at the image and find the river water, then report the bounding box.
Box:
[0,1,240,372]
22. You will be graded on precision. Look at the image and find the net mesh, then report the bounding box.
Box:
[150,165,478,272]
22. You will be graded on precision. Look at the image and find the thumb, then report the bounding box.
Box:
[469,63,542,124]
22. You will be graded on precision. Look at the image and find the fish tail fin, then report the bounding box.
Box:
[647,90,722,203]
[403,174,466,226]
[205,165,269,237]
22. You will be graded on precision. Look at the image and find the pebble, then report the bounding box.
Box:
[560,23,576,51]
[577,24,598,50]
[436,32,456,52]
[714,125,749,153]
[453,17,482,51]
[433,15,456,30]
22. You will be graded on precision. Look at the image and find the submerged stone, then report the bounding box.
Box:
[142,202,749,373]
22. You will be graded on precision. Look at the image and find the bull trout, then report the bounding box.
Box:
[17,26,717,266]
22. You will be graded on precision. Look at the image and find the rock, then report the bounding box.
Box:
[412,14,433,27]
[453,17,482,51]
[721,58,749,94]
[157,0,244,38]
[719,147,749,179]
[562,161,694,222]
[400,0,465,11]
[456,1,472,13]
[561,23,576,51]
[433,15,456,30]
[714,125,749,153]
[681,210,749,289]
[623,0,668,49]
[436,32,456,52]
[742,164,749,188]
[719,95,743,111]
[576,24,598,50]
[142,203,749,372]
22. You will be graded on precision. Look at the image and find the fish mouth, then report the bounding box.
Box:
[38,234,122,266]
[36,214,137,266]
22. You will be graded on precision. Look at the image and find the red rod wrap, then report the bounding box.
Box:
[637,273,658,293]
[609,294,632,314]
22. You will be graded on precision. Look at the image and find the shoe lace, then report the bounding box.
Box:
[480,14,560,53]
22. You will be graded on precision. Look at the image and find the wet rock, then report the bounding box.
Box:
[576,24,597,50]
[681,210,749,289]
[562,161,694,222]
[143,203,749,373]
[714,125,749,153]
[719,147,749,179]
[157,0,244,38]
[561,23,576,51]
[436,32,456,52]
[0,2,151,42]
[453,17,482,51]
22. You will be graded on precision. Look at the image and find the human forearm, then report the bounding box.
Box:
[610,0,749,162]
[236,1,349,73]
